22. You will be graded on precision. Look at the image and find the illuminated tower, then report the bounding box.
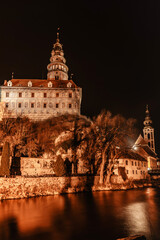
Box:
[143,105,155,152]
[47,30,69,80]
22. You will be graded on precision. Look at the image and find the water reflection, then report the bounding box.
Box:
[0,188,159,240]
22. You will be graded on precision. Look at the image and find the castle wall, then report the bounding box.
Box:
[0,175,99,200]
[21,157,55,176]
[0,87,82,120]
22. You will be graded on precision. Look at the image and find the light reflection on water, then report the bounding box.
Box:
[0,188,160,240]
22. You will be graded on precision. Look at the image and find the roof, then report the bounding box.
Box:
[134,134,148,146]
[119,149,147,162]
[3,79,80,88]
[134,134,157,158]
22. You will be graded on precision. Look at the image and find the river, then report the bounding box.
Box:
[0,188,160,240]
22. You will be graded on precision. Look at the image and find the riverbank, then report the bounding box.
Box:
[0,175,159,201]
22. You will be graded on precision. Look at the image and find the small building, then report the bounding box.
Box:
[114,149,148,181]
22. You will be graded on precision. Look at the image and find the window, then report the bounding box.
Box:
[126,160,128,165]
[31,103,34,108]
[18,103,21,108]
[28,81,32,87]
[7,81,12,87]
[69,93,72,98]
[141,171,142,175]
[132,161,134,166]
[44,93,47,98]
[56,93,59,97]
[6,92,9,97]
[126,170,129,174]
[31,93,34,98]
[6,103,9,108]
[25,102,28,108]
[19,92,22,97]
[141,162,143,167]
[56,103,59,108]
[132,170,134,174]
[135,162,137,166]
[138,162,140,166]
[44,103,47,108]
[136,170,137,174]
[55,76,59,80]
[69,104,72,108]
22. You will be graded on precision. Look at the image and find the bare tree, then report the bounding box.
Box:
[91,110,137,185]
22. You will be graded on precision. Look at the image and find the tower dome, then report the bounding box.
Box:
[47,30,69,80]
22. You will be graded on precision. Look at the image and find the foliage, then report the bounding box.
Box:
[0,142,10,176]
[52,155,67,176]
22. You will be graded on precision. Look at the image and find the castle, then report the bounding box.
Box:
[0,31,82,121]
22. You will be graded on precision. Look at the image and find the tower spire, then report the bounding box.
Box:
[47,29,69,81]
[57,27,60,42]
[143,105,155,152]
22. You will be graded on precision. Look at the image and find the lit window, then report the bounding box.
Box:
[44,103,47,108]
[69,104,72,108]
[69,93,72,98]
[44,93,47,98]
[19,92,22,97]
[56,93,59,97]
[6,92,9,97]
[31,93,34,98]
[56,103,59,108]
[18,103,21,108]
[31,103,34,108]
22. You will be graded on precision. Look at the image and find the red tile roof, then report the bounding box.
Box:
[3,79,80,88]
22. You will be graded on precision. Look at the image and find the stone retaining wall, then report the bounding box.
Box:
[0,175,99,200]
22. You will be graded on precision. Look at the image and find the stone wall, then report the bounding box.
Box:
[0,175,98,200]
[21,157,55,176]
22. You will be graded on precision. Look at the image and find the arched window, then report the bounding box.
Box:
[148,133,150,140]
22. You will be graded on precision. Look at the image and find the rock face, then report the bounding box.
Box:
[117,235,146,240]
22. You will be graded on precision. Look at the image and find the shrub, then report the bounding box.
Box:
[0,142,10,176]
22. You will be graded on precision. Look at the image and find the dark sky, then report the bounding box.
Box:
[0,0,160,153]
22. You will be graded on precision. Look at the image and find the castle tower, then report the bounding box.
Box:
[143,105,155,152]
[47,30,69,80]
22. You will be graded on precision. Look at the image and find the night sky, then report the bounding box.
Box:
[0,1,160,154]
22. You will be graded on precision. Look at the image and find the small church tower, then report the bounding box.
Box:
[143,105,155,152]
